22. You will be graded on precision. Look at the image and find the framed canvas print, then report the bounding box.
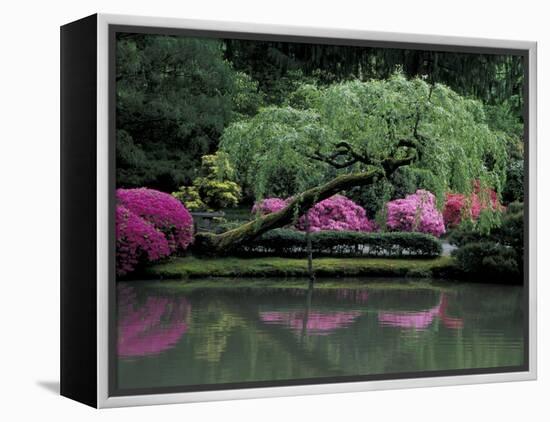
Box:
[60,13,537,408]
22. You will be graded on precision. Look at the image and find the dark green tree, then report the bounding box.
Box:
[224,39,524,119]
[116,34,262,191]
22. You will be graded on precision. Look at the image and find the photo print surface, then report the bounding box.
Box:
[112,28,528,396]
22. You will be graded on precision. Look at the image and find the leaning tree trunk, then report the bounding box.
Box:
[193,169,383,255]
[304,212,315,287]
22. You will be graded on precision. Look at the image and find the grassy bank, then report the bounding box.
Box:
[143,255,458,280]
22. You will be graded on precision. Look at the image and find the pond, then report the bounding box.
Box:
[116,278,525,392]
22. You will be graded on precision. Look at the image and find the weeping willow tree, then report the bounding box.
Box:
[194,74,508,254]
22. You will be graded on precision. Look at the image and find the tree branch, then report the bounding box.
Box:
[381,152,417,175]
[308,150,359,169]
[194,169,384,253]
[308,140,371,168]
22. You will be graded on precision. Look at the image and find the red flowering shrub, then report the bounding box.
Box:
[385,190,445,237]
[117,188,194,252]
[442,193,466,228]
[443,183,502,228]
[296,195,377,232]
[115,205,170,276]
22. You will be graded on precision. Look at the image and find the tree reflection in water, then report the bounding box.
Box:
[378,293,463,330]
[117,284,192,358]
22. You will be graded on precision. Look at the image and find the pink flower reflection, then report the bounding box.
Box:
[260,310,362,335]
[117,285,191,357]
[378,294,463,330]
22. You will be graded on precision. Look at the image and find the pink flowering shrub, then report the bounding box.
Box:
[117,188,194,252]
[385,190,445,237]
[443,182,502,228]
[116,205,170,276]
[252,195,376,233]
[251,197,290,215]
[296,195,377,232]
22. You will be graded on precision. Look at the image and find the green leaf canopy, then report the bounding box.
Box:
[220,74,508,203]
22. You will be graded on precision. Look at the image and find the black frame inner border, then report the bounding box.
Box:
[108,23,531,398]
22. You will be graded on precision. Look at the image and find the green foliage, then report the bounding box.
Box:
[172,186,205,211]
[231,229,442,258]
[485,101,524,138]
[450,202,523,282]
[196,179,242,210]
[262,70,318,105]
[286,82,323,109]
[173,152,242,211]
[116,130,148,186]
[449,202,522,247]
[484,101,524,205]
[447,219,483,247]
[503,159,524,203]
[116,34,260,191]
[348,166,431,219]
[225,39,524,120]
[220,106,331,198]
[348,180,393,219]
[496,202,524,264]
[221,74,508,208]
[452,242,519,282]
[230,71,264,120]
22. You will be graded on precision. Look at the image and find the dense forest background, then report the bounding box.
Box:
[116,33,524,204]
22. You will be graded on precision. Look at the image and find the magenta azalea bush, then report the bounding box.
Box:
[251,197,289,215]
[385,190,445,237]
[296,195,377,232]
[117,188,194,252]
[116,205,171,276]
[252,195,376,232]
[116,188,194,276]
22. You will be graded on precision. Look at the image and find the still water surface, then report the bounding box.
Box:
[116,279,524,390]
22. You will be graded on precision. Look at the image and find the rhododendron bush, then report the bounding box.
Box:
[296,195,377,232]
[252,195,376,232]
[443,183,502,228]
[117,188,193,252]
[116,188,193,275]
[385,190,445,237]
[116,205,170,276]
